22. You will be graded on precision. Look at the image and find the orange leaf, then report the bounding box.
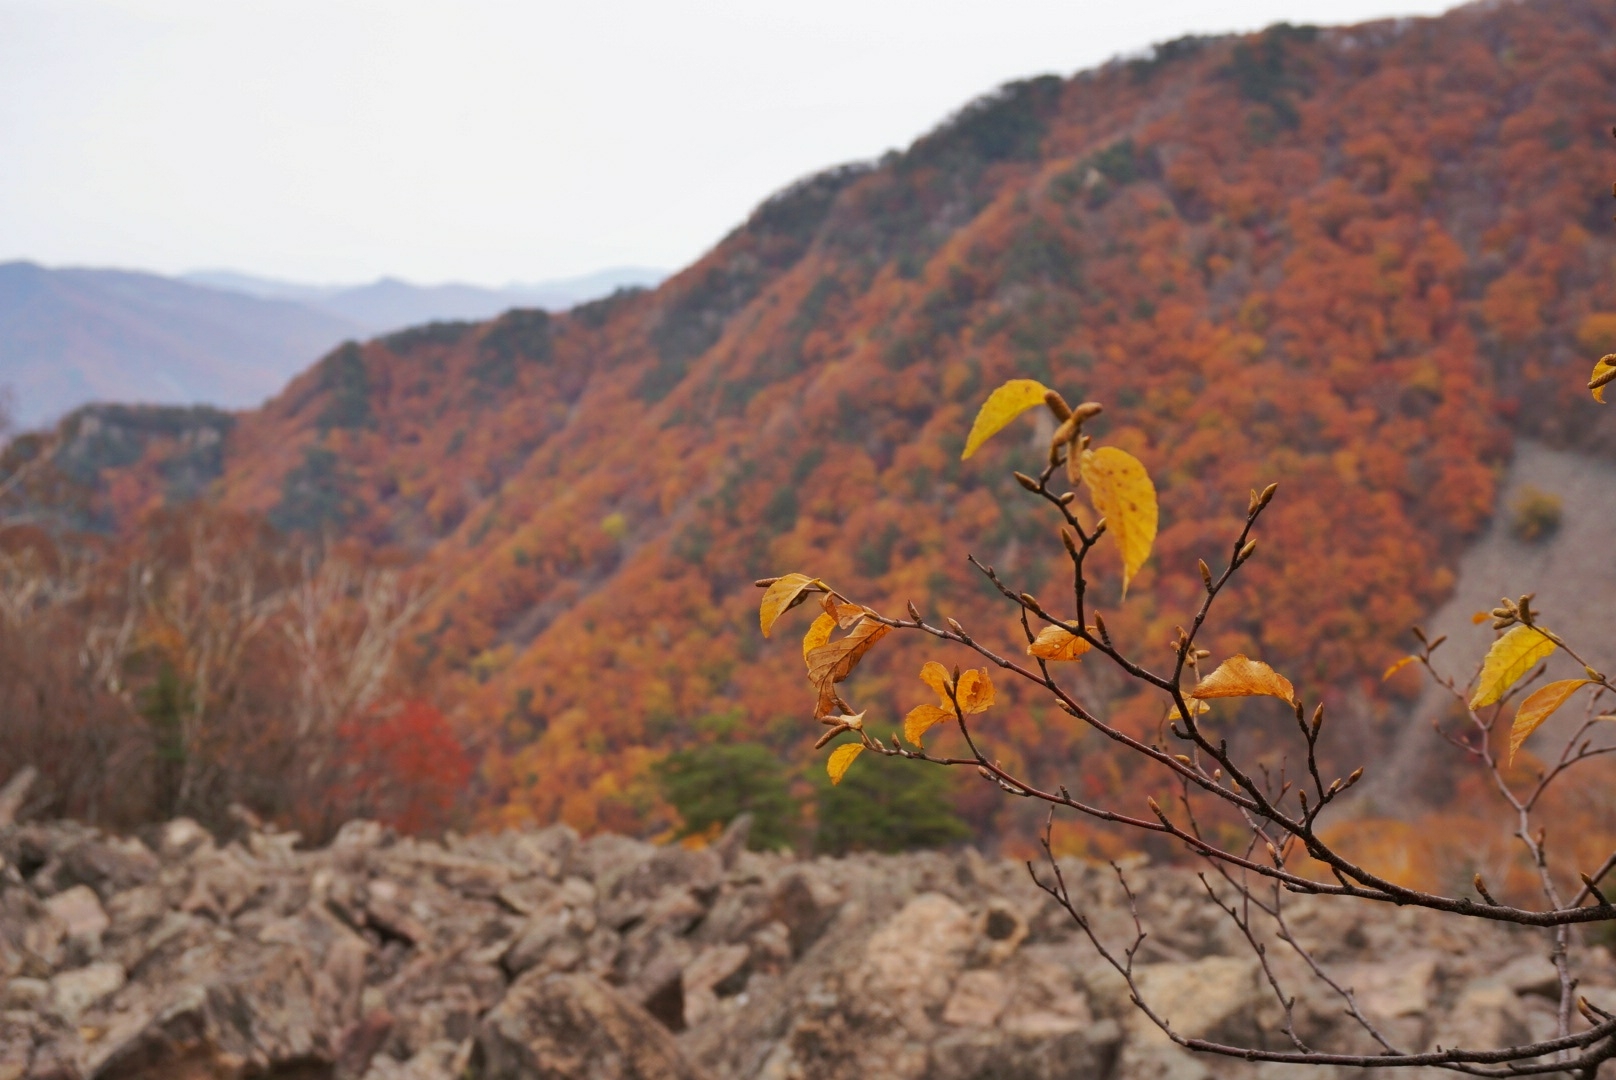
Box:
[821,594,869,630]
[1191,655,1296,705]
[1382,656,1417,681]
[956,668,995,714]
[904,704,952,747]
[1028,625,1092,661]
[1509,679,1592,763]
[1470,611,1491,625]
[759,573,817,637]
[919,661,952,702]
[826,743,864,785]
[806,619,890,716]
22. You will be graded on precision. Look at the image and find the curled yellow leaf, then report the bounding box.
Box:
[1470,624,1558,710]
[1381,656,1417,681]
[806,618,890,717]
[1079,446,1158,598]
[1191,655,1296,705]
[826,742,864,785]
[1591,355,1616,404]
[956,668,995,714]
[1508,679,1592,763]
[802,613,836,667]
[904,704,952,747]
[962,379,1052,459]
[1028,625,1092,662]
[759,573,817,637]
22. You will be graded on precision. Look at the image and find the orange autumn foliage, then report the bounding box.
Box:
[26,0,1616,851]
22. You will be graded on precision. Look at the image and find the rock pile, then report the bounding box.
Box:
[1,806,1607,1079]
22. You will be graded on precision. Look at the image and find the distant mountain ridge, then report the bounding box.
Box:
[0,263,665,428]
[0,261,365,429]
[181,267,667,330]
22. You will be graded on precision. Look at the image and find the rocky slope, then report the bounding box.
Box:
[2,801,1605,1080]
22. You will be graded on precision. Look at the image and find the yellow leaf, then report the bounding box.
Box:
[1382,656,1417,681]
[1079,446,1158,597]
[1470,611,1491,625]
[904,704,952,746]
[919,661,952,701]
[1470,624,1558,710]
[759,573,817,637]
[806,619,891,716]
[1591,355,1616,404]
[1509,679,1592,762]
[1028,625,1092,661]
[955,668,995,714]
[826,743,864,784]
[802,613,836,667]
[1169,698,1210,722]
[962,379,1052,460]
[1191,654,1297,705]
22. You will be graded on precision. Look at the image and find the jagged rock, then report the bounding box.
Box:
[472,971,708,1079]
[5,812,1609,1080]
[767,871,841,957]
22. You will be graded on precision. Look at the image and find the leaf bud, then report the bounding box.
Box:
[1256,482,1278,510]
[907,600,922,621]
[1198,559,1213,590]
[1093,516,1108,537]
[947,618,965,636]
[1058,491,1077,505]
[1586,666,1607,682]
[977,765,993,780]
[1060,528,1079,557]
[1195,648,1211,660]
[1344,766,1363,788]
[1071,402,1104,423]
[1311,702,1325,735]
[754,577,780,587]
[1146,796,1162,815]
[1093,611,1110,644]
[1236,539,1257,565]
[1247,489,1260,514]
[1019,592,1040,611]
[1173,754,1192,766]
[1043,389,1073,421]
[1014,471,1041,492]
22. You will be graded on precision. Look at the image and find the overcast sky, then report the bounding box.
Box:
[1,0,1458,287]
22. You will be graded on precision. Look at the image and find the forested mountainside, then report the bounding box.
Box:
[25,0,1616,845]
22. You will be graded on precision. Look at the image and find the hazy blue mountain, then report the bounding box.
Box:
[0,262,667,429]
[181,267,667,330]
[0,261,366,429]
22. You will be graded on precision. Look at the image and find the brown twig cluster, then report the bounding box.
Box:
[760,410,1616,1076]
